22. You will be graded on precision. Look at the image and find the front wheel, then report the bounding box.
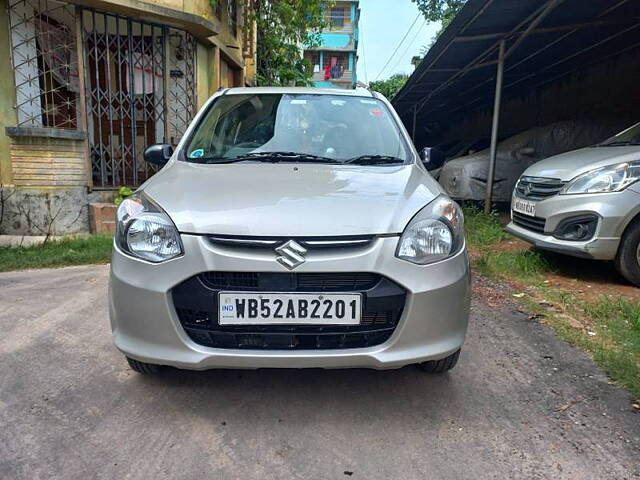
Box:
[126,357,161,374]
[615,219,640,287]
[416,349,460,373]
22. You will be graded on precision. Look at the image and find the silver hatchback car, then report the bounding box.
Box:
[507,122,640,286]
[109,87,470,373]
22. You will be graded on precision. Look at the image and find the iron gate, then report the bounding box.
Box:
[81,9,196,188]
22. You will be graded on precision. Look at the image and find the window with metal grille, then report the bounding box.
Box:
[81,10,197,188]
[328,6,347,28]
[8,0,79,129]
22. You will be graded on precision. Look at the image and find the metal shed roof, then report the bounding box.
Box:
[393,0,640,133]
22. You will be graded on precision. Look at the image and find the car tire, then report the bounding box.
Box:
[126,357,161,374]
[615,219,640,287]
[416,349,460,373]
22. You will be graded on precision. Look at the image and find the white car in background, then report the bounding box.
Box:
[507,122,640,286]
[438,121,626,202]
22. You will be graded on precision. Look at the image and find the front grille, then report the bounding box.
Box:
[207,235,374,250]
[200,272,380,292]
[172,272,406,350]
[515,176,566,201]
[512,212,546,233]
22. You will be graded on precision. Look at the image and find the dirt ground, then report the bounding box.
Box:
[1,265,639,479]
[480,237,640,302]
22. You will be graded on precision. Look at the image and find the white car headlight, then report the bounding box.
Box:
[115,193,183,263]
[396,196,464,265]
[561,161,640,195]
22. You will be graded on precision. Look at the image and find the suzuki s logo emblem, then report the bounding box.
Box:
[275,240,307,270]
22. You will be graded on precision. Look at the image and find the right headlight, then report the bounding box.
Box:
[560,161,640,194]
[115,192,183,263]
[396,196,464,265]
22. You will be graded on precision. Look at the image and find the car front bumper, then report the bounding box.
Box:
[109,234,471,370]
[506,189,640,260]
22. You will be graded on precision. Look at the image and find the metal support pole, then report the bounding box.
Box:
[412,105,417,141]
[484,39,505,213]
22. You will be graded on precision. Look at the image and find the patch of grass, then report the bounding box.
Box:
[465,204,640,398]
[0,235,113,272]
[463,206,510,248]
[511,284,640,398]
[473,250,554,282]
[581,296,640,397]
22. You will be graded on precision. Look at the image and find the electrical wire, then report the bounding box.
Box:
[359,28,369,84]
[374,12,421,80]
[386,19,427,77]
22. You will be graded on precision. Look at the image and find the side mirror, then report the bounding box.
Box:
[144,144,173,166]
[420,147,446,171]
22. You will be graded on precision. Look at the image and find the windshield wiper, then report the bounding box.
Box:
[344,155,405,165]
[197,151,340,164]
[228,151,340,163]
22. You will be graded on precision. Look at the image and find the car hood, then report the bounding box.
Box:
[523,146,640,181]
[141,161,442,236]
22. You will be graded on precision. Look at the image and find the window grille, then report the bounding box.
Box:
[328,6,347,29]
[8,0,79,129]
[304,52,321,73]
[8,2,197,188]
[81,10,196,188]
[167,28,197,147]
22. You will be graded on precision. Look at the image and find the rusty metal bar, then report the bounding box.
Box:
[484,39,505,214]
[505,0,563,59]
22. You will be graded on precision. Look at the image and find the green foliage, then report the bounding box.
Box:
[463,206,550,280]
[473,250,554,282]
[369,74,409,101]
[0,235,113,272]
[114,186,134,206]
[411,0,467,28]
[464,205,639,397]
[462,206,510,247]
[248,0,330,86]
[542,293,640,398]
[412,0,467,48]
[584,296,640,335]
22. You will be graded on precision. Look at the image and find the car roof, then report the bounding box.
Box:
[223,86,376,98]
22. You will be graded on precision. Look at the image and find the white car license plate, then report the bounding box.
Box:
[218,292,362,325]
[512,196,536,217]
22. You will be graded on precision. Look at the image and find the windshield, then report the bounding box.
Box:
[184,93,410,164]
[598,122,640,146]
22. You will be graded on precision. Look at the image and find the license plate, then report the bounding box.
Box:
[512,196,536,217]
[218,292,362,325]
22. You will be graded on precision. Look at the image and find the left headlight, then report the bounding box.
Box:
[396,196,464,265]
[115,193,183,263]
[561,161,640,195]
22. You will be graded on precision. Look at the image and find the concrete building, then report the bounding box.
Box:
[303,0,360,89]
[0,0,256,236]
